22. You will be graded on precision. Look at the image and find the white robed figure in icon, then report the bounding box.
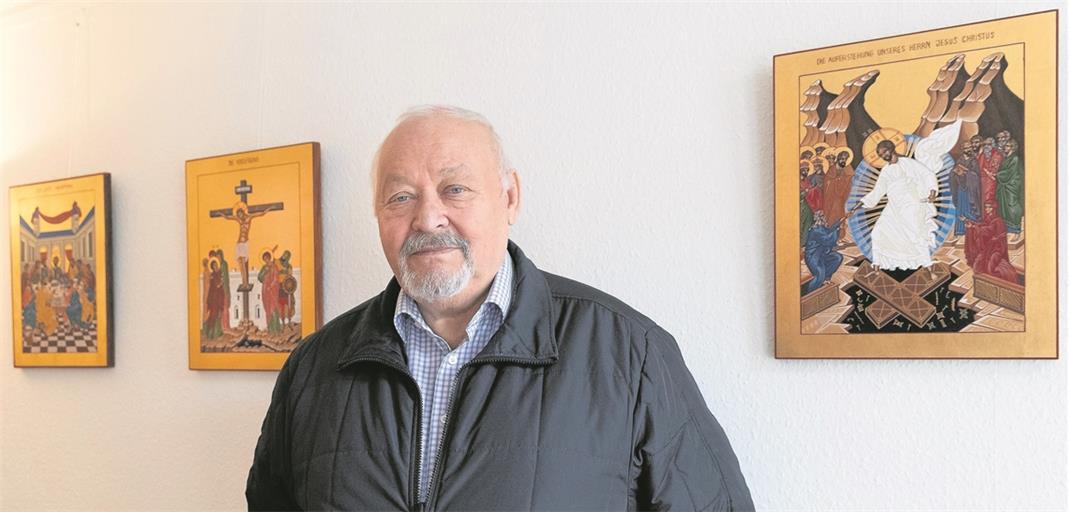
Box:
[856,120,961,272]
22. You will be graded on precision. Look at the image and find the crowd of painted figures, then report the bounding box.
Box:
[798,144,854,294]
[200,248,297,340]
[19,256,97,340]
[799,143,855,246]
[950,131,1023,283]
[798,130,1024,296]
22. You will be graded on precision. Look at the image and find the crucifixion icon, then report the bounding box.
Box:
[209,179,284,330]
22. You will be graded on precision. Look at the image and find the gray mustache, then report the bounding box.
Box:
[400,231,471,259]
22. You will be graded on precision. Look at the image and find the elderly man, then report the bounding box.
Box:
[246,106,753,510]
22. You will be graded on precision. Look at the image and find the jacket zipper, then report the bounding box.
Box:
[424,356,554,511]
[341,355,424,512]
[424,364,468,511]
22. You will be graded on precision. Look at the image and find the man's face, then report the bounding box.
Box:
[970,136,982,152]
[836,153,848,167]
[982,138,995,155]
[375,116,520,305]
[996,132,1010,147]
[876,144,893,162]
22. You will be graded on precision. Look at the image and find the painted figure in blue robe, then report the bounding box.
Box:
[950,142,979,237]
[964,136,983,222]
[22,289,37,330]
[944,135,984,242]
[66,285,88,331]
[802,212,844,295]
[950,137,984,238]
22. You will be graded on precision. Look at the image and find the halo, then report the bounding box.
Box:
[834,146,854,162]
[799,145,815,159]
[862,128,907,169]
[813,142,831,154]
[809,155,830,172]
[258,246,276,262]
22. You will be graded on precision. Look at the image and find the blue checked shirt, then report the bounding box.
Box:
[393,255,514,503]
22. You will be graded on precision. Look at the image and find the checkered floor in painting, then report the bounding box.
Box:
[22,325,98,353]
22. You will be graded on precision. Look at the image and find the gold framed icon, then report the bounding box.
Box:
[774,11,1058,358]
[10,173,113,367]
[186,142,321,370]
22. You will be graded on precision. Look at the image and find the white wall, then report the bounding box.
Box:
[1,2,1065,510]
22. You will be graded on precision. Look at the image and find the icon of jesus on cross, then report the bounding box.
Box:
[209,179,283,330]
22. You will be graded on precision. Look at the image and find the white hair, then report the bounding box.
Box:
[370,105,511,212]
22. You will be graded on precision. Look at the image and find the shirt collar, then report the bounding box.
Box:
[337,241,558,371]
[393,253,514,342]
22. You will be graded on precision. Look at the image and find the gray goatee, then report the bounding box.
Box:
[398,231,474,303]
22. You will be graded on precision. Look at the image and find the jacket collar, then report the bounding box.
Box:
[337,241,559,370]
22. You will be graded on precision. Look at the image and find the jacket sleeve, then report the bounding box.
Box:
[246,353,300,511]
[632,326,754,511]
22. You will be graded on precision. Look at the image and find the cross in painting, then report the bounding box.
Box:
[854,261,952,328]
[209,179,284,331]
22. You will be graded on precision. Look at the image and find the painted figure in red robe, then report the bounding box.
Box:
[203,260,226,339]
[258,251,282,333]
[965,202,1017,283]
[976,137,1004,213]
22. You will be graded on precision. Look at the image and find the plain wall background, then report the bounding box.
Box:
[1,2,1066,510]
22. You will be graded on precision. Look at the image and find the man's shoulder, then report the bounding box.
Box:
[540,270,658,333]
[533,268,685,379]
[285,293,384,363]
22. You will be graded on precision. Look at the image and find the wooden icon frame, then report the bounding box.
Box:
[185,142,321,370]
[10,173,113,367]
[773,11,1058,358]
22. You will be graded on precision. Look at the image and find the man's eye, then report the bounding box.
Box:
[446,185,467,195]
[389,193,412,204]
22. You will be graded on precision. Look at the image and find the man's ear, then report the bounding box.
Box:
[506,170,521,225]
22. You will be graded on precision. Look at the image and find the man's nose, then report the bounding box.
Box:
[412,193,449,232]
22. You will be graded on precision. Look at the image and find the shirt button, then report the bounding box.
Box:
[447,354,458,365]
[440,416,448,425]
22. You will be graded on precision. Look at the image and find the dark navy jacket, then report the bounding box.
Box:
[247,243,753,511]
